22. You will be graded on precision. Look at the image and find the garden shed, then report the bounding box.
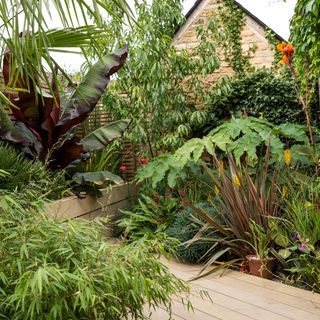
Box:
[174,0,284,81]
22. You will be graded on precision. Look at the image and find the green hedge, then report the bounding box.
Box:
[197,68,318,136]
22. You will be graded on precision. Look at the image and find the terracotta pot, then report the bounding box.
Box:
[246,255,275,279]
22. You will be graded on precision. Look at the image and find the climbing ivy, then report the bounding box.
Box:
[265,28,284,65]
[215,0,256,74]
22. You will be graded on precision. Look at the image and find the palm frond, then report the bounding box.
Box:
[0,0,134,97]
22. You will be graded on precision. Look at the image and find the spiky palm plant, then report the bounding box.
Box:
[0,0,134,98]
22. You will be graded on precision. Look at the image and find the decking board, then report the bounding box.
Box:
[150,258,320,320]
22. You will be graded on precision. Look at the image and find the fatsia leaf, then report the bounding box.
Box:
[167,167,186,188]
[73,171,123,185]
[276,123,309,144]
[81,120,131,152]
[55,45,128,136]
[290,144,314,165]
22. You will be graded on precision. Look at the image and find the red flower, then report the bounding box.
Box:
[153,193,158,199]
[179,189,186,194]
[165,195,171,199]
[139,157,148,166]
[167,188,172,193]
[119,165,127,171]
[179,209,184,213]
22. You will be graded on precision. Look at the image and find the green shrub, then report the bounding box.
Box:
[0,206,189,319]
[165,203,222,263]
[0,143,68,199]
[118,193,182,240]
[272,176,320,292]
[200,68,312,135]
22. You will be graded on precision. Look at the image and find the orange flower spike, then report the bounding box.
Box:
[278,55,289,64]
[277,42,286,53]
[283,43,294,56]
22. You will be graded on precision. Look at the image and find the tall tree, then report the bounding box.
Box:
[101,0,224,156]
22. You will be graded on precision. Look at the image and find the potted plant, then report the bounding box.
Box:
[245,220,276,279]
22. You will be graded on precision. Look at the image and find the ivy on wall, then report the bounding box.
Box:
[264,28,284,66]
[215,0,256,74]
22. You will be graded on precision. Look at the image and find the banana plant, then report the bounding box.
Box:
[0,42,130,189]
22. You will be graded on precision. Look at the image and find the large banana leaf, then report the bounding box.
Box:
[0,108,32,146]
[81,119,131,152]
[73,171,124,185]
[55,45,128,137]
[2,43,128,169]
[50,120,131,169]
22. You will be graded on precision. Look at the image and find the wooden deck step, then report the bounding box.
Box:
[149,258,320,320]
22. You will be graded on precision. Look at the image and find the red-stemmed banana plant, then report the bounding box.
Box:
[0,44,130,187]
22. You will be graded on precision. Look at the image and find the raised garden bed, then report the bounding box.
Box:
[45,183,136,228]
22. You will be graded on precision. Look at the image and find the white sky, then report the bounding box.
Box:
[183,0,296,39]
[53,0,297,71]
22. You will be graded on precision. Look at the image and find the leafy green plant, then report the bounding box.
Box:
[206,68,306,128]
[274,230,320,293]
[0,142,68,200]
[290,0,320,88]
[165,203,223,263]
[136,117,311,189]
[271,177,320,292]
[118,193,183,241]
[102,0,227,154]
[207,117,309,165]
[248,220,277,259]
[67,141,125,196]
[1,44,130,172]
[215,0,255,74]
[0,206,190,319]
[85,142,122,173]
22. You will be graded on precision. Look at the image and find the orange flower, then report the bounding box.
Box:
[283,43,294,55]
[277,42,286,53]
[277,42,294,64]
[279,54,289,64]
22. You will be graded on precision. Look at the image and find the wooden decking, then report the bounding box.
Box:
[148,258,320,320]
